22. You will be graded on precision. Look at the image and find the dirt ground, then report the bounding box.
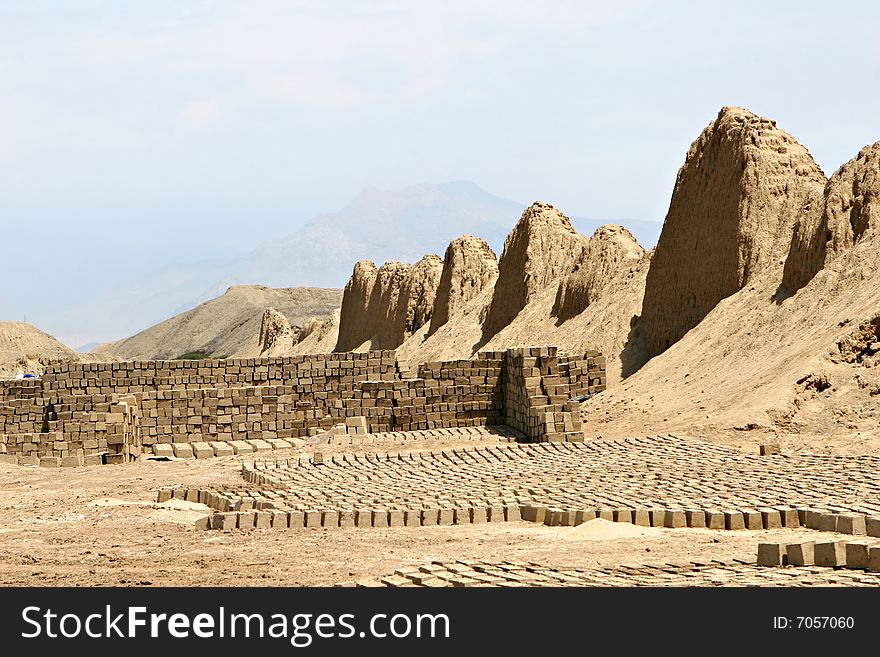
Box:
[0,436,866,588]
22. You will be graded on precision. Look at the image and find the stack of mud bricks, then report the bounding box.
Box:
[502,347,602,442]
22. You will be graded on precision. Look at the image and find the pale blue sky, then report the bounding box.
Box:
[1,1,878,346]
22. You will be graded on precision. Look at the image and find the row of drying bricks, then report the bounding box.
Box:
[157,487,880,536]
[757,539,880,571]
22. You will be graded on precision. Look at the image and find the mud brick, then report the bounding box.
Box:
[505,505,522,522]
[543,509,561,526]
[613,509,633,524]
[741,509,763,530]
[649,509,666,527]
[355,509,372,527]
[470,507,487,523]
[322,510,340,528]
[814,541,847,567]
[372,509,390,528]
[173,488,186,500]
[866,517,880,538]
[836,514,867,535]
[597,509,614,522]
[237,511,256,529]
[522,505,545,523]
[774,506,800,528]
[211,442,234,457]
[724,511,745,530]
[686,509,707,528]
[388,510,404,527]
[271,510,289,528]
[803,509,826,530]
[229,440,254,455]
[254,511,272,529]
[212,512,237,530]
[759,444,780,456]
[60,454,82,467]
[757,543,787,567]
[816,512,838,533]
[488,506,505,523]
[559,509,576,526]
[787,541,815,566]
[453,508,470,525]
[845,542,871,569]
[0,454,19,465]
[339,510,355,528]
[191,442,214,459]
[664,509,686,528]
[304,510,322,527]
[18,455,39,466]
[868,547,880,573]
[759,508,782,529]
[438,508,454,525]
[172,443,194,459]
[420,508,439,526]
[288,510,305,528]
[83,454,103,466]
[185,489,199,503]
[404,509,420,527]
[153,444,175,458]
[632,509,651,527]
[156,488,173,503]
[39,457,60,467]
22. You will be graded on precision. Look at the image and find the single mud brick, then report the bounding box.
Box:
[759,444,780,456]
[254,511,272,529]
[686,509,707,528]
[559,510,576,526]
[649,509,666,527]
[868,547,880,573]
[814,541,847,567]
[172,443,194,459]
[866,517,880,538]
[787,541,815,566]
[304,510,322,528]
[438,508,454,525]
[271,510,289,528]
[664,509,686,528]
[544,509,561,526]
[804,509,826,530]
[83,455,103,466]
[774,506,800,528]
[505,505,522,522]
[421,508,439,526]
[156,488,173,503]
[818,512,839,533]
[404,509,420,527]
[388,510,405,527]
[39,457,60,468]
[632,509,651,527]
[185,489,199,503]
[339,510,355,528]
[211,442,234,457]
[172,488,186,500]
[0,454,18,465]
[488,506,505,523]
[153,444,175,458]
[372,509,390,528]
[281,510,301,528]
[212,512,237,530]
[759,508,782,529]
[322,510,340,528]
[60,455,82,467]
[597,509,614,522]
[237,511,256,529]
[724,511,745,530]
[355,509,372,528]
[614,509,633,524]
[845,542,870,569]
[757,543,787,567]
[453,508,470,525]
[836,514,867,535]
[741,509,763,530]
[470,507,487,524]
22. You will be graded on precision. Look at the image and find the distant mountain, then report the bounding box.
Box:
[51,181,660,346]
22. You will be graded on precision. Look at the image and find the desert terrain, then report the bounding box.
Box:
[3,106,880,587]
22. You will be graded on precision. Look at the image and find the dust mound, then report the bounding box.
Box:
[482,202,589,341]
[258,307,295,356]
[0,321,82,378]
[640,106,825,358]
[428,235,498,337]
[390,254,443,347]
[784,142,880,292]
[99,285,342,360]
[553,225,644,322]
[335,260,379,352]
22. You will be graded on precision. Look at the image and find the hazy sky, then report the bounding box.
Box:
[2,1,878,339]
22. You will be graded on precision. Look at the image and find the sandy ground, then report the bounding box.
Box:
[0,439,861,587]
